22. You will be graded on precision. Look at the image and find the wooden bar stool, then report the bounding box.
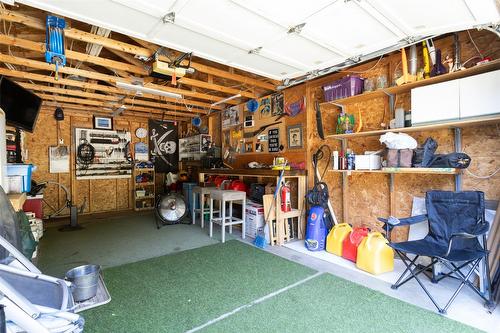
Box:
[208,189,246,243]
[192,186,219,228]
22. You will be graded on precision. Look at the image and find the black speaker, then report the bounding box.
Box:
[54,107,64,121]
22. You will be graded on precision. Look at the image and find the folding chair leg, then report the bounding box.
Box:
[392,252,419,289]
[441,259,481,314]
[393,250,443,313]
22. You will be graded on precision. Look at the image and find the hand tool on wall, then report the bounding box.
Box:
[422,40,431,79]
[396,48,417,86]
[314,101,325,139]
[243,121,281,138]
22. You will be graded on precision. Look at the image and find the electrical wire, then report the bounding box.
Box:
[340,55,384,74]
[465,167,500,179]
[312,144,331,186]
[467,30,484,58]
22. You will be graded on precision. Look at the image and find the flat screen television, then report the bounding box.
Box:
[0,76,42,133]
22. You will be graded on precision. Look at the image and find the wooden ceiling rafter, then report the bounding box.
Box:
[0,12,260,99]
[0,8,277,91]
[37,93,196,119]
[18,81,206,115]
[41,101,187,122]
[0,53,239,104]
[128,36,278,91]
[0,6,283,119]
[0,67,213,113]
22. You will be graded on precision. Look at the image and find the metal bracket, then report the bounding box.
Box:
[162,12,175,24]
[382,91,395,118]
[287,23,306,34]
[453,127,462,191]
[248,46,262,55]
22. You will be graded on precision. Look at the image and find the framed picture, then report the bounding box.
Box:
[93,116,113,130]
[245,142,253,153]
[287,124,303,149]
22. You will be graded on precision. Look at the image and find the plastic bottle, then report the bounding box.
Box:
[332,151,339,170]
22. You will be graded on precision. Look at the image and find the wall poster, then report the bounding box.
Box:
[268,128,280,153]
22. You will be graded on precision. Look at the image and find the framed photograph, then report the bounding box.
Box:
[287,124,303,149]
[93,116,113,130]
[245,142,253,153]
[49,146,69,173]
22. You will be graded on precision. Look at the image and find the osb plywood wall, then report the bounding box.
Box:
[221,84,308,169]
[304,30,500,241]
[24,108,150,218]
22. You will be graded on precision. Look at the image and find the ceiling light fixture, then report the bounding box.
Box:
[116,81,183,99]
[210,94,241,107]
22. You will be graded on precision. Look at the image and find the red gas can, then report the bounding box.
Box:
[342,227,369,262]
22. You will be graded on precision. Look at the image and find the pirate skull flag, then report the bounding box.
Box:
[148,120,178,172]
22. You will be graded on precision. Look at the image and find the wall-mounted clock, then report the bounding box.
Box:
[135,127,147,139]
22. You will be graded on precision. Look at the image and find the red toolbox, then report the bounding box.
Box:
[342,227,369,262]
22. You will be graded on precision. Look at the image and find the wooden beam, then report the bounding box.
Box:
[105,47,148,69]
[105,47,256,98]
[0,34,148,75]
[0,9,152,56]
[0,33,256,98]
[0,53,238,104]
[0,9,276,92]
[129,36,278,91]
[0,67,214,111]
[18,81,201,114]
[41,102,187,122]
[38,93,195,118]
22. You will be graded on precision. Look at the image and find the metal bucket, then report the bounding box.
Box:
[65,264,101,302]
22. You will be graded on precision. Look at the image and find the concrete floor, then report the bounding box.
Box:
[38,213,499,332]
[37,211,225,277]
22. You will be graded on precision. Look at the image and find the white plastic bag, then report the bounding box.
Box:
[379,132,418,150]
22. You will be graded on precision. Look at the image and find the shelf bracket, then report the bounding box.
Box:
[341,138,348,224]
[382,90,395,118]
[453,127,462,191]
[330,102,345,113]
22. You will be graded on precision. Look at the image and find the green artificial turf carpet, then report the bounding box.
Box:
[204,273,482,333]
[83,240,315,333]
[83,240,481,333]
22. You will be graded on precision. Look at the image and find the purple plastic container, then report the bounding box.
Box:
[323,75,364,102]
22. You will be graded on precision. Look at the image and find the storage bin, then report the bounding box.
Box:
[355,154,381,170]
[386,149,413,167]
[6,164,33,193]
[356,232,394,275]
[326,223,352,256]
[7,176,23,193]
[342,227,369,262]
[182,182,198,214]
[323,75,364,102]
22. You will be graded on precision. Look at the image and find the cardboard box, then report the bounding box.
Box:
[245,201,264,238]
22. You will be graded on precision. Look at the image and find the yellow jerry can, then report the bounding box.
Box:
[326,223,352,256]
[356,232,394,275]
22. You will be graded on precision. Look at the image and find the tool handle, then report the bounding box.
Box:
[315,101,325,139]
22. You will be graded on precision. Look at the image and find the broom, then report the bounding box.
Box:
[254,170,284,249]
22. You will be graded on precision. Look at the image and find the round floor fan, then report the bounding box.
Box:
[154,193,189,229]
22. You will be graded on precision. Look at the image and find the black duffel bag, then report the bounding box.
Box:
[429,153,471,169]
[413,137,438,167]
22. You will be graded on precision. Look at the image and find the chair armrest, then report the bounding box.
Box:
[378,214,428,227]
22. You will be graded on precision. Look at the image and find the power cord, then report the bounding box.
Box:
[77,141,95,170]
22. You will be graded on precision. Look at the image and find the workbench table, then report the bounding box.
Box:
[199,168,307,245]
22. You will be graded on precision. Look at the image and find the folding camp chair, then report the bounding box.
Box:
[378,191,494,314]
